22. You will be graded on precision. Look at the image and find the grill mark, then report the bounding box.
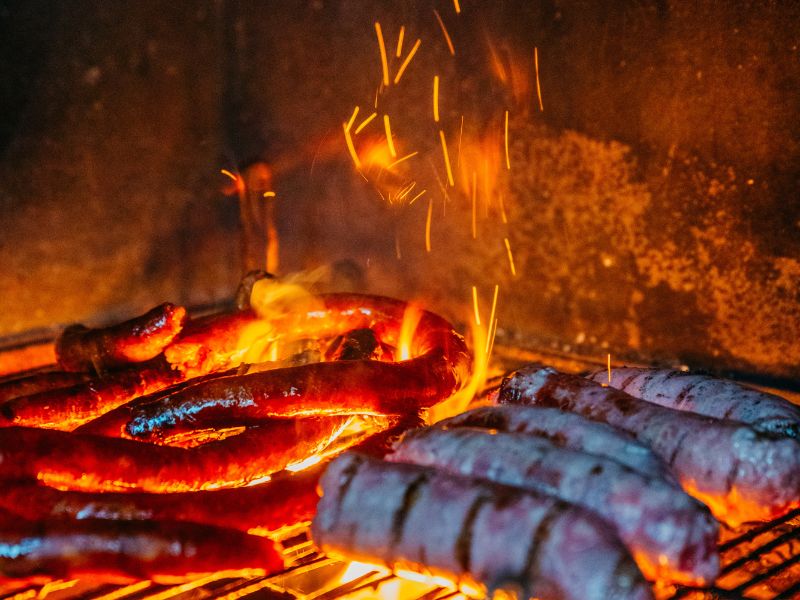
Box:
[389,472,430,549]
[609,554,640,596]
[455,494,490,573]
[520,501,562,592]
[640,372,658,395]
[534,375,570,410]
[617,372,641,392]
[675,379,703,406]
[668,429,692,466]
[725,455,741,492]
[608,389,640,416]
[332,455,365,524]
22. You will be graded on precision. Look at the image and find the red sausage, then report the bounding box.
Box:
[56,303,187,372]
[0,418,348,493]
[0,518,284,584]
[0,358,183,431]
[129,295,470,441]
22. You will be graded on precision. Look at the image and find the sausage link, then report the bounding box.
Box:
[0,518,283,583]
[0,358,182,431]
[129,295,470,441]
[499,365,800,525]
[587,367,800,439]
[389,427,719,585]
[436,405,670,481]
[0,418,348,492]
[313,453,652,600]
[56,303,187,372]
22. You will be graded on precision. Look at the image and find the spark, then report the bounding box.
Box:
[374,22,390,87]
[395,181,417,203]
[433,10,456,56]
[471,285,481,326]
[535,46,544,111]
[263,191,276,198]
[221,168,244,195]
[439,129,455,186]
[607,353,612,384]
[395,25,405,57]
[456,114,464,168]
[408,188,427,205]
[346,105,360,131]
[504,110,511,170]
[485,284,499,354]
[383,114,397,157]
[487,316,499,363]
[499,191,508,223]
[355,111,378,134]
[471,170,477,239]
[395,234,402,259]
[453,0,461,14]
[482,158,490,217]
[388,151,418,170]
[394,39,421,84]
[504,237,517,276]
[343,123,362,170]
[425,197,433,252]
[433,75,441,122]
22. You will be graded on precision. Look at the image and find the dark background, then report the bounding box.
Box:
[1,1,798,379]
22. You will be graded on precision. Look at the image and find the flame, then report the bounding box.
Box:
[235,274,326,364]
[397,304,423,361]
[428,310,489,423]
[335,561,489,599]
[340,561,388,584]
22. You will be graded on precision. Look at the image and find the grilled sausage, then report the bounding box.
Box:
[499,365,800,525]
[0,469,321,535]
[0,418,348,492]
[0,358,183,431]
[56,303,187,372]
[436,405,671,481]
[587,367,800,439]
[163,293,470,377]
[0,518,284,583]
[75,368,238,438]
[313,453,652,600]
[127,295,470,441]
[0,371,91,404]
[389,427,719,585]
[0,414,422,534]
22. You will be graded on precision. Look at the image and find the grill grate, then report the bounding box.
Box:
[1,510,798,600]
